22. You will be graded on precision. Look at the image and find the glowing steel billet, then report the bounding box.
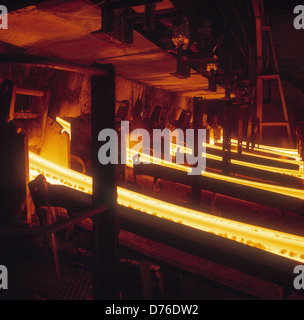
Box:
[28,152,304,263]
[29,152,92,194]
[208,141,302,165]
[127,148,304,200]
[58,117,301,165]
[205,171,304,199]
[169,143,304,179]
[117,187,304,263]
[56,117,302,167]
[30,147,304,201]
[227,139,301,161]
[230,139,299,156]
[231,158,304,178]
[211,137,299,158]
[56,117,71,138]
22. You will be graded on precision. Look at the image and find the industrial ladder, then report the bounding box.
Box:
[252,0,293,146]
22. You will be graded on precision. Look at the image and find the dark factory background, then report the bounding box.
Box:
[0,0,304,301]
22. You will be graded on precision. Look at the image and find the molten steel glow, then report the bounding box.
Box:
[60,118,301,166]
[229,139,300,158]
[170,143,304,179]
[127,148,304,200]
[208,140,302,165]
[118,187,304,263]
[30,147,304,201]
[54,118,303,174]
[56,117,71,138]
[29,151,304,263]
[229,139,299,155]
[210,136,300,159]
[29,151,92,194]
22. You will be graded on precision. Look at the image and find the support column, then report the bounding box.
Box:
[191,97,203,208]
[223,102,232,176]
[91,64,119,300]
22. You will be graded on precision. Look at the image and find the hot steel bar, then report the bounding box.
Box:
[28,153,304,264]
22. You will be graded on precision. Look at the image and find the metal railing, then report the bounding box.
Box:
[0,205,107,238]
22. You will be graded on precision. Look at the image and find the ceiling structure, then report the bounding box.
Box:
[0,0,229,99]
[0,0,302,99]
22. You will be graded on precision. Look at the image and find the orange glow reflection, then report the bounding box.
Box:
[29,151,304,263]
[126,148,304,200]
[170,143,304,179]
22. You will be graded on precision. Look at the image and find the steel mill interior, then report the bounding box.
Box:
[1,0,304,301]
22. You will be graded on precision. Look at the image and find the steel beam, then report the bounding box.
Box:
[0,54,108,76]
